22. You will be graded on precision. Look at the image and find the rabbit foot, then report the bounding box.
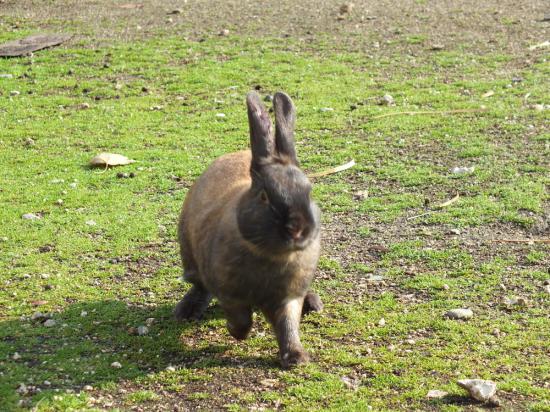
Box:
[280,349,310,369]
[174,285,212,321]
[302,291,323,315]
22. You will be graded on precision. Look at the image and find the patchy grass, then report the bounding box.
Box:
[1,3,549,411]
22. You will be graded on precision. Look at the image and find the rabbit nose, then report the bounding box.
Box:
[286,216,307,240]
[289,226,303,240]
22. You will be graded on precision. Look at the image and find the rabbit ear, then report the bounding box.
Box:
[246,92,274,166]
[273,92,298,165]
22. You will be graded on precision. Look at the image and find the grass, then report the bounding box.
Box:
[1,15,549,412]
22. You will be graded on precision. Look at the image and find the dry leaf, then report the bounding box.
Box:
[89,153,136,168]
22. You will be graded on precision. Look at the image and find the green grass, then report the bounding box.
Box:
[1,23,549,412]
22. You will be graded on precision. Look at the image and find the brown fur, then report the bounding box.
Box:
[175,92,322,368]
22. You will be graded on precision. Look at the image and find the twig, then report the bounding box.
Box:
[494,239,550,244]
[407,194,461,220]
[406,211,433,220]
[370,107,487,120]
[309,159,355,178]
[436,193,460,208]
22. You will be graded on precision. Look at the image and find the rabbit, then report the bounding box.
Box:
[174,91,323,368]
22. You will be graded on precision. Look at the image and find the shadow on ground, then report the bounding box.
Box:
[0,299,278,407]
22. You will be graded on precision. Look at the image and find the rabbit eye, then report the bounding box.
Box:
[259,190,269,204]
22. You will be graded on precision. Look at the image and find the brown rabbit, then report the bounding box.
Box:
[175,91,322,368]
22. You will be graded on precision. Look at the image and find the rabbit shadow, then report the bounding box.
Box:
[0,299,279,406]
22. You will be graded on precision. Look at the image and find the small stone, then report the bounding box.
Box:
[378,318,386,327]
[353,190,369,201]
[216,113,226,118]
[320,107,334,112]
[43,380,51,386]
[449,228,461,235]
[111,361,122,369]
[40,273,50,279]
[55,199,64,205]
[83,385,93,391]
[457,379,497,402]
[0,236,8,242]
[341,376,359,390]
[151,105,163,111]
[24,137,35,146]
[31,311,48,321]
[430,44,445,51]
[145,317,155,326]
[10,90,20,96]
[16,383,28,395]
[219,29,230,36]
[81,311,88,317]
[85,220,96,226]
[444,308,473,320]
[165,365,176,372]
[43,319,56,327]
[545,284,550,294]
[127,327,138,335]
[260,378,278,387]
[137,325,149,336]
[491,328,501,336]
[442,284,450,290]
[405,339,416,345]
[69,182,77,188]
[377,94,394,106]
[340,3,354,14]
[12,352,21,360]
[451,166,475,175]
[22,213,41,220]
[426,389,448,399]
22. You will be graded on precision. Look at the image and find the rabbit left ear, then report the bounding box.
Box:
[273,92,298,165]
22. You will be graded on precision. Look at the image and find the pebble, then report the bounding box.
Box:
[219,29,230,36]
[151,105,163,111]
[16,383,28,395]
[43,319,56,327]
[43,380,51,386]
[85,220,97,226]
[377,318,386,327]
[12,352,21,360]
[83,385,93,391]
[457,379,497,402]
[55,199,64,205]
[430,44,445,51]
[81,311,88,317]
[165,365,176,372]
[10,90,20,96]
[0,236,8,242]
[111,361,122,369]
[341,375,359,390]
[451,166,475,175]
[405,339,416,345]
[377,94,394,106]
[442,284,450,290]
[353,190,369,201]
[137,325,149,336]
[40,273,50,279]
[340,3,354,14]
[31,311,48,321]
[545,284,550,295]
[216,113,226,118]
[444,308,473,320]
[69,182,78,188]
[448,228,461,235]
[320,107,334,112]
[426,389,448,399]
[145,317,155,326]
[22,213,41,220]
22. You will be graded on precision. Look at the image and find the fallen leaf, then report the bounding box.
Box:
[89,153,135,168]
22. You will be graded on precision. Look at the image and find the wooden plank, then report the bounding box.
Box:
[0,34,71,57]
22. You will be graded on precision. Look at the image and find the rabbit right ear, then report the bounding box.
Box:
[246,92,274,167]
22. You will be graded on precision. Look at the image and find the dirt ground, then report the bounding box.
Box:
[1,0,548,55]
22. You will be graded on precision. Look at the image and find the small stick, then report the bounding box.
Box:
[407,194,460,220]
[436,193,460,208]
[494,239,550,244]
[370,107,487,120]
[309,159,355,178]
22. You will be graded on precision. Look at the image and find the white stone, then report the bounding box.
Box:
[111,361,122,369]
[426,389,448,399]
[444,308,473,320]
[457,379,497,402]
[43,319,56,327]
